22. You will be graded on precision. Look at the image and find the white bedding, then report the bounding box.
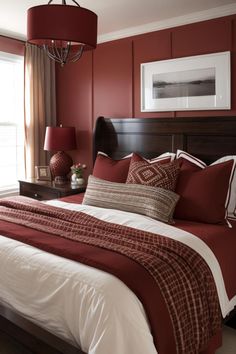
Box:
[0,201,235,354]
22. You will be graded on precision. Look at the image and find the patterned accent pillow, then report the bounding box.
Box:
[83,175,179,223]
[126,153,180,191]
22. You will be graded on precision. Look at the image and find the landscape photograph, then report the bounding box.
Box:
[152,67,216,99]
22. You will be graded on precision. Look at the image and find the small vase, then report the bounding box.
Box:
[71,173,84,186]
[76,177,85,185]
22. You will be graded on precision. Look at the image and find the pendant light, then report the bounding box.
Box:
[27,0,97,66]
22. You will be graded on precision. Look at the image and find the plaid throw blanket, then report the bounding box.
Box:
[0,196,221,354]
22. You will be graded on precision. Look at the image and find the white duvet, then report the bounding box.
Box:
[0,201,235,354]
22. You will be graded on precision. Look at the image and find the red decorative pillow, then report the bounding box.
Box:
[126,153,180,191]
[93,153,131,183]
[174,158,234,224]
[176,150,236,220]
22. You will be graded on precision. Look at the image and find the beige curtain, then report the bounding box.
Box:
[24,43,56,179]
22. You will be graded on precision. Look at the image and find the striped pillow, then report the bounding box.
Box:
[83,175,179,223]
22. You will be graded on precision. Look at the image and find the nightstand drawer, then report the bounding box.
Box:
[20,183,60,200]
[19,179,86,201]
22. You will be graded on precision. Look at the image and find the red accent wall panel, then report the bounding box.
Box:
[0,35,24,56]
[133,30,173,118]
[93,39,133,121]
[173,17,236,117]
[231,19,236,116]
[56,51,93,177]
[172,18,232,58]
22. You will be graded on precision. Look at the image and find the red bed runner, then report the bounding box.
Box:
[0,196,221,354]
[175,219,236,301]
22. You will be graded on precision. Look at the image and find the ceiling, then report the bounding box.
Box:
[0,0,236,43]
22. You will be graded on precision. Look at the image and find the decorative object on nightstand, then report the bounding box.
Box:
[71,163,86,186]
[44,125,77,184]
[35,166,51,181]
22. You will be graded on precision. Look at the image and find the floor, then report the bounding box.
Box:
[0,331,31,354]
[216,326,236,354]
[0,326,235,354]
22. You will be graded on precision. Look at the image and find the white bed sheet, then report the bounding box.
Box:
[0,201,235,354]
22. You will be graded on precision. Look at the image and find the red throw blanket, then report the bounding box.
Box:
[0,196,221,354]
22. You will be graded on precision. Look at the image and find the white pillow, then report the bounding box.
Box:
[148,152,176,162]
[98,151,176,162]
[176,150,236,220]
[97,151,133,159]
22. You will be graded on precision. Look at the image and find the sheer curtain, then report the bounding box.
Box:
[24,43,56,179]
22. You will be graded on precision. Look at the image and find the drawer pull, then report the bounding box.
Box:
[34,193,39,198]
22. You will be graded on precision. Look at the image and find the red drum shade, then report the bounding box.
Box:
[27,2,97,66]
[27,5,97,49]
[44,126,76,151]
[44,126,77,182]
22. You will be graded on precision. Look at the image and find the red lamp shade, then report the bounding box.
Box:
[44,126,77,182]
[44,126,76,151]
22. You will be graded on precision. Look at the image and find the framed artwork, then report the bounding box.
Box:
[141,51,231,112]
[35,166,51,181]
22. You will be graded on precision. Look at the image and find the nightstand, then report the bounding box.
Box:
[19,179,86,201]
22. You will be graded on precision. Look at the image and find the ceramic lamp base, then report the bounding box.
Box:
[49,151,73,180]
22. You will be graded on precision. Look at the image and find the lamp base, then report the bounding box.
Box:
[49,151,73,181]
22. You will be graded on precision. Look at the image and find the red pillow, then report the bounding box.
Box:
[93,153,131,183]
[174,158,234,224]
[126,153,179,191]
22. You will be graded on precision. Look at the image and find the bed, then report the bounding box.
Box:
[0,116,236,354]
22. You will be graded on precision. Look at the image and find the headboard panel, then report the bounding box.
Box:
[93,116,236,164]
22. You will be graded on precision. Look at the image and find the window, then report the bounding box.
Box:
[0,51,25,195]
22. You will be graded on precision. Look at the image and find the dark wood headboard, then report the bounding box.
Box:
[94,116,236,164]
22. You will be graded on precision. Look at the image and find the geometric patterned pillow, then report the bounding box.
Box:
[126,155,180,191]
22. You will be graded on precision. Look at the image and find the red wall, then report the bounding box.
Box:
[56,51,93,180]
[93,39,133,123]
[56,14,236,174]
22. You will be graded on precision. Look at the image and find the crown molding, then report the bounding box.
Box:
[0,29,25,42]
[98,3,236,44]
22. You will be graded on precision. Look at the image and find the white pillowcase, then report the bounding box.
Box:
[148,152,176,162]
[97,151,133,159]
[176,150,236,220]
[98,151,176,162]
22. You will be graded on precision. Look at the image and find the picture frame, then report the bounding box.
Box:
[141,51,231,112]
[35,166,51,181]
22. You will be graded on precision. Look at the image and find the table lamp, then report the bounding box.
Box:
[44,126,77,183]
